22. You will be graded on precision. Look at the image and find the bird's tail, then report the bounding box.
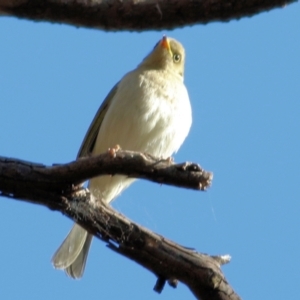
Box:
[51,224,93,279]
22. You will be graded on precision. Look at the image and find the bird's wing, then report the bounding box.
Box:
[77,82,119,158]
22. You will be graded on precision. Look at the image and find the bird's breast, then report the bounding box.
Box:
[89,68,192,202]
[94,69,192,158]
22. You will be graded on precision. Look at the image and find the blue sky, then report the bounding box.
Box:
[1,3,300,299]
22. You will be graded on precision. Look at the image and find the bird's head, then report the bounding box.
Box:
[139,36,186,78]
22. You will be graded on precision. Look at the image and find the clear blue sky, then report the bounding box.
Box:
[1,3,300,299]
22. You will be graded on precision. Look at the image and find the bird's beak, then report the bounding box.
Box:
[160,36,172,57]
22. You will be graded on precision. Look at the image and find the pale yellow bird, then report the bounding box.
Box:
[52,36,192,278]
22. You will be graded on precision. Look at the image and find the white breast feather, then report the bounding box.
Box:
[89,68,192,202]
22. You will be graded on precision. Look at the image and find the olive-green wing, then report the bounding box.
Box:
[77,82,119,158]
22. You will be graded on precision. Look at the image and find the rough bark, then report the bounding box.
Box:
[0,150,240,299]
[0,0,296,31]
[0,150,212,200]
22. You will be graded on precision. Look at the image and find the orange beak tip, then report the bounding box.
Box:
[160,36,171,52]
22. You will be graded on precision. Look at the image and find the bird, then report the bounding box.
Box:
[51,36,192,279]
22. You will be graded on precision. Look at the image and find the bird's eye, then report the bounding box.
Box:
[173,53,181,63]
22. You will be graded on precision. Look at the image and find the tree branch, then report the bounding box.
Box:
[0,149,212,200]
[0,150,240,299]
[0,0,296,31]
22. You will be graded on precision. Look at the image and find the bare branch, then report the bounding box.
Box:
[0,0,296,31]
[2,184,241,300]
[0,150,212,202]
[0,151,240,299]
